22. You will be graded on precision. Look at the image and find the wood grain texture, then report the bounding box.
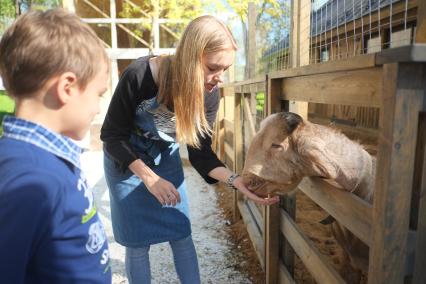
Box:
[368,63,424,284]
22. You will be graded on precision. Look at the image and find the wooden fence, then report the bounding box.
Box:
[213,46,426,284]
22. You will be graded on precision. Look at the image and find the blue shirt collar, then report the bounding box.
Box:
[2,115,82,169]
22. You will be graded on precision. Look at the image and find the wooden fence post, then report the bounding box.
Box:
[265,203,280,283]
[247,2,256,80]
[288,0,310,119]
[233,92,243,221]
[281,192,297,279]
[368,63,424,284]
[415,0,426,43]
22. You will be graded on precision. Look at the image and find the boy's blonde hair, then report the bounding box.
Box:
[0,8,108,97]
[158,15,237,148]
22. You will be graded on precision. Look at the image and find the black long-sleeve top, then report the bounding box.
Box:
[100,56,225,184]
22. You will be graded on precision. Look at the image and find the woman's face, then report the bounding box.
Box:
[202,49,235,93]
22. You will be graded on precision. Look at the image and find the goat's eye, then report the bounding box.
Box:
[271,143,283,150]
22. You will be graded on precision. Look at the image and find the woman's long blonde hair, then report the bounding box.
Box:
[158,15,237,148]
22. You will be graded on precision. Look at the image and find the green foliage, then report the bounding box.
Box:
[205,0,289,79]
[0,0,15,33]
[0,0,61,34]
[0,91,15,135]
[118,0,204,49]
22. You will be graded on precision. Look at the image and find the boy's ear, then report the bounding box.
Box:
[56,72,78,104]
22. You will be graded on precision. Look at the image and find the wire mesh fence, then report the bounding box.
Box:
[255,0,416,73]
[250,0,417,132]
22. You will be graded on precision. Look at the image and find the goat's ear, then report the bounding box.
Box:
[292,133,338,179]
[280,112,303,135]
[305,148,338,179]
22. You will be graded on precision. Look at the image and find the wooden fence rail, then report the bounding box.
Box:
[214,44,426,284]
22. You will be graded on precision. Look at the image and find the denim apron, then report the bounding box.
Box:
[104,96,191,247]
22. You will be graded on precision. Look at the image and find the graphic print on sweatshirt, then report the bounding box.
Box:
[78,172,110,268]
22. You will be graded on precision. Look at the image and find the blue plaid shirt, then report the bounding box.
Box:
[2,115,81,169]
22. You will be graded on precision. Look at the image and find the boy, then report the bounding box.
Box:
[0,8,111,283]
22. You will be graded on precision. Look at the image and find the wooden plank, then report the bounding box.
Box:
[238,200,265,268]
[281,67,382,108]
[280,210,345,284]
[299,178,372,245]
[416,0,426,43]
[269,53,376,79]
[413,81,426,284]
[221,86,235,97]
[281,192,296,278]
[376,45,426,65]
[290,0,299,68]
[410,113,426,230]
[309,116,379,144]
[224,119,234,134]
[229,76,265,87]
[234,92,243,221]
[248,3,256,79]
[265,203,280,283]
[224,142,234,164]
[246,199,264,234]
[268,76,282,115]
[368,63,424,284]
[288,0,309,119]
[279,262,296,284]
[243,96,257,138]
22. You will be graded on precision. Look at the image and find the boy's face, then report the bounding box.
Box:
[63,62,109,140]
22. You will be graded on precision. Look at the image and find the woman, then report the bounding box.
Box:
[101,15,279,283]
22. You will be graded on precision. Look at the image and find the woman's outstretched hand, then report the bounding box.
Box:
[233,176,279,206]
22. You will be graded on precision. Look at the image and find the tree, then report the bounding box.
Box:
[0,0,15,32]
[119,0,205,52]
[206,0,290,79]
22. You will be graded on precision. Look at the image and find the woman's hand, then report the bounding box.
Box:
[233,176,279,206]
[143,174,181,206]
[129,159,180,206]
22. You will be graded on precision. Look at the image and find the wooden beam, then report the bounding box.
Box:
[368,63,424,284]
[248,3,256,79]
[116,24,150,48]
[279,263,296,284]
[299,178,372,245]
[375,45,426,64]
[281,67,383,108]
[247,200,264,234]
[265,203,280,283]
[288,0,310,119]
[106,48,174,59]
[281,192,296,278]
[243,96,257,138]
[269,53,376,79]
[415,0,426,43]
[280,210,345,284]
[224,142,234,164]
[413,112,426,284]
[268,76,282,115]
[234,92,243,221]
[83,0,109,18]
[238,200,265,268]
